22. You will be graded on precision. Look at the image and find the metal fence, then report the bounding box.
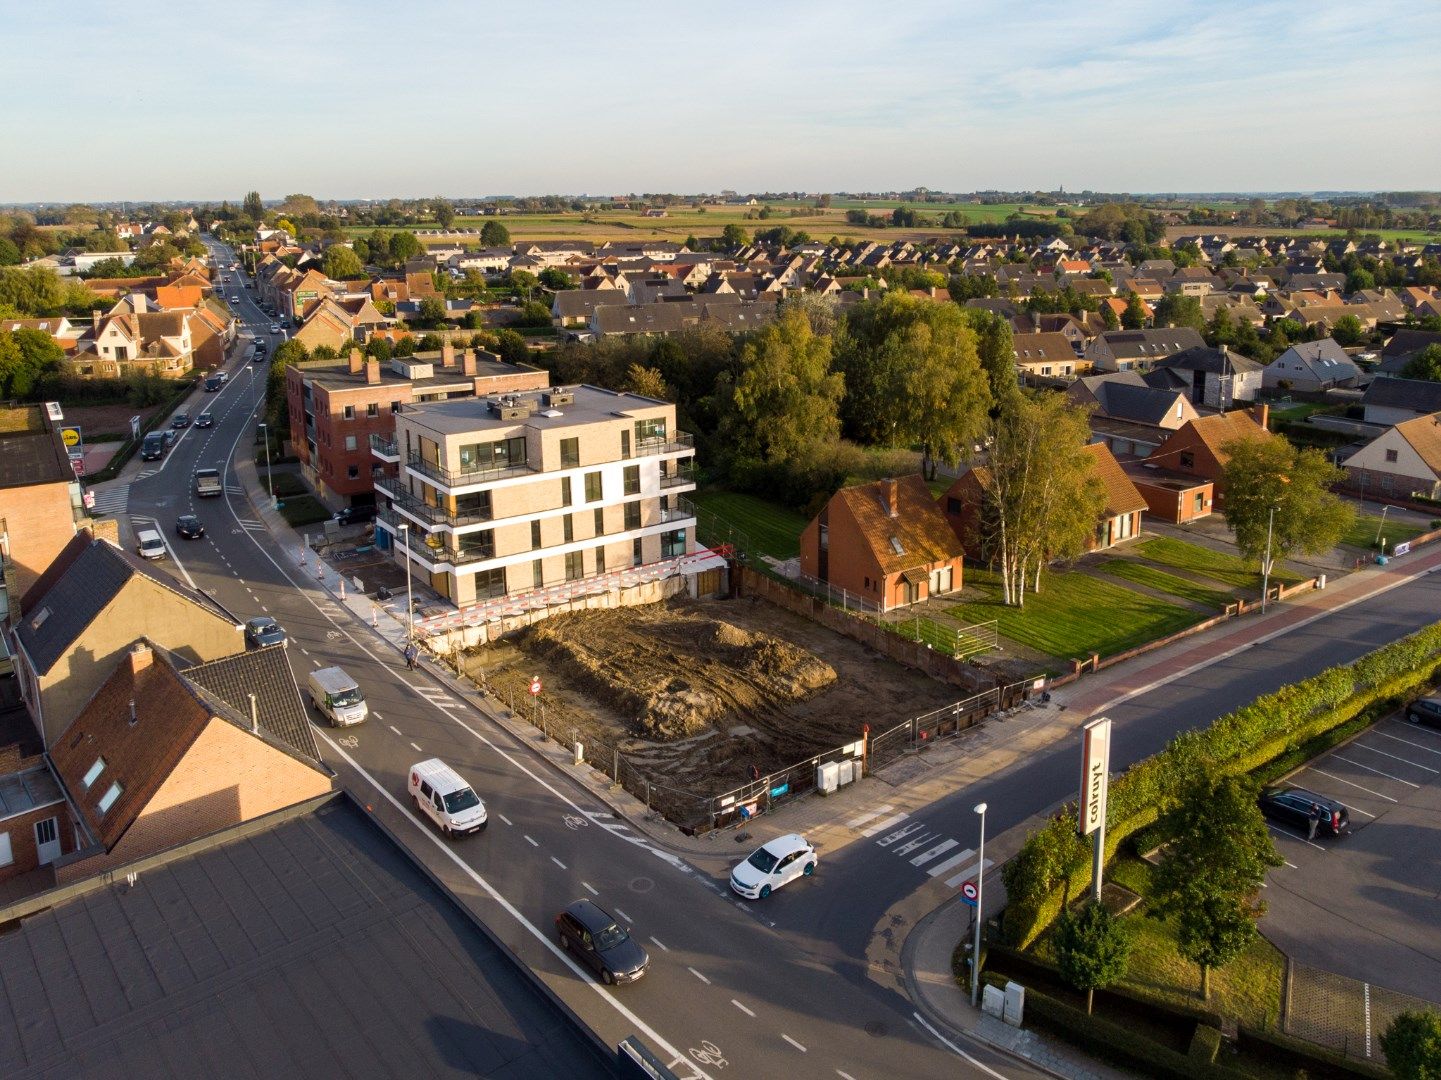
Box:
[706,738,867,833]
[785,568,880,613]
[886,614,998,659]
[869,679,1038,770]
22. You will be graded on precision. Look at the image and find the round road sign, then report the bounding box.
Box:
[529,676,542,696]
[961,880,979,903]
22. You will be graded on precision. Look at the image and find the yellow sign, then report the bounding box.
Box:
[61,427,81,447]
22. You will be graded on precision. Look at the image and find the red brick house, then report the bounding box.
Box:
[0,745,76,887]
[1148,405,1270,505]
[799,475,963,612]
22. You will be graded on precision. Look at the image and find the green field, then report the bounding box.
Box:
[690,489,808,561]
[1341,512,1424,552]
[1130,536,1299,590]
[1097,558,1235,609]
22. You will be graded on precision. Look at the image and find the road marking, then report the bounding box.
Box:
[1375,729,1441,755]
[943,858,993,890]
[551,856,567,870]
[649,936,669,952]
[389,724,403,736]
[731,999,754,1018]
[912,1012,1011,1079]
[1305,767,1396,803]
[300,648,310,656]
[614,907,632,924]
[846,805,894,830]
[1349,742,1440,773]
[889,829,942,856]
[410,742,421,752]
[1328,754,1421,787]
[836,1072,858,1080]
[862,811,909,837]
[924,848,974,878]
[781,1034,806,1052]
[524,834,539,847]
[498,813,513,826]
[910,838,960,866]
[687,967,710,985]
[582,881,598,895]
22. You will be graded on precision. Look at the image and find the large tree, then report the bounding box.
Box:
[1121,291,1148,329]
[1220,435,1354,568]
[1401,344,1441,382]
[433,199,455,230]
[479,220,510,247]
[242,191,264,221]
[388,231,422,264]
[1054,901,1134,1015]
[322,245,365,280]
[963,308,1019,413]
[1153,293,1205,331]
[266,338,308,431]
[1332,314,1366,347]
[1149,775,1282,1000]
[1380,1010,1441,1079]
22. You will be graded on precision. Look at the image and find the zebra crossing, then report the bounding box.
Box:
[87,484,130,517]
[847,804,992,890]
[415,685,468,713]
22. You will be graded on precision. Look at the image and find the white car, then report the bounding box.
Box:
[730,833,817,899]
[269,324,281,334]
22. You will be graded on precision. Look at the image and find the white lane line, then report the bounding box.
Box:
[731,999,755,1018]
[551,856,567,870]
[913,1012,1011,1079]
[614,907,632,924]
[1349,742,1440,773]
[846,805,893,830]
[410,742,421,752]
[581,882,598,895]
[1374,729,1441,755]
[311,735,714,1080]
[524,834,539,847]
[498,814,513,826]
[781,1034,806,1052]
[687,967,710,985]
[944,858,994,890]
[925,848,974,878]
[389,724,403,736]
[300,648,310,656]
[836,1072,858,1080]
[1327,754,1420,787]
[861,811,909,837]
[649,936,669,952]
[910,838,959,867]
[1302,767,1396,804]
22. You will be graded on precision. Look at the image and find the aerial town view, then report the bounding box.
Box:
[4,3,1441,1078]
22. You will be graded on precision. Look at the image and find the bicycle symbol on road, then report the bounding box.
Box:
[688,1041,727,1068]
[336,735,359,749]
[563,814,589,830]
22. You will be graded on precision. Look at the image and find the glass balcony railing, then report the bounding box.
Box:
[659,464,696,489]
[405,452,535,488]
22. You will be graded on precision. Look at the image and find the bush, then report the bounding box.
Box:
[1188,1024,1222,1064]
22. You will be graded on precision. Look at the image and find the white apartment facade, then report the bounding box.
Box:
[372,385,697,608]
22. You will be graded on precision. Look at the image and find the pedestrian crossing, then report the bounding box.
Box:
[415,685,467,713]
[236,516,264,530]
[88,485,130,516]
[847,804,992,890]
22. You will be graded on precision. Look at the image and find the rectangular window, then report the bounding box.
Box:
[391,400,401,413]
[348,466,360,479]
[1179,451,1195,469]
[563,514,574,543]
[621,429,631,459]
[560,437,580,469]
[595,545,606,574]
[533,559,544,588]
[1385,448,1398,463]
[584,471,602,502]
[531,519,542,548]
[345,435,358,451]
[458,436,527,473]
[946,497,962,515]
[624,501,641,530]
[565,550,584,581]
[82,757,106,791]
[634,417,666,445]
[561,477,572,507]
[623,465,640,495]
[367,402,379,417]
[343,405,355,420]
[0,831,11,868]
[98,782,123,815]
[661,529,686,559]
[594,508,605,536]
[633,537,644,566]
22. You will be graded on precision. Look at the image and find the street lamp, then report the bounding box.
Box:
[971,801,988,1008]
[397,522,414,642]
[257,422,274,504]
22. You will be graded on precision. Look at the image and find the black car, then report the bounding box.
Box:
[196,412,214,428]
[244,617,287,649]
[335,504,377,526]
[171,413,191,429]
[175,514,205,539]
[1258,787,1349,837]
[204,376,222,392]
[1406,696,1441,730]
[555,900,649,986]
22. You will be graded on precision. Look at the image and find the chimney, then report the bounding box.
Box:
[128,641,153,676]
[462,349,477,376]
[91,310,101,332]
[131,292,147,314]
[1252,402,1270,431]
[441,341,456,367]
[248,693,259,734]
[886,478,899,518]
[365,359,380,385]
[348,348,363,374]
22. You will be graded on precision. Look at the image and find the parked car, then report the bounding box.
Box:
[244,616,287,649]
[1405,696,1441,730]
[161,429,178,447]
[196,412,214,428]
[730,834,817,899]
[204,376,222,392]
[171,413,191,429]
[135,529,166,560]
[175,514,205,539]
[407,758,486,836]
[335,504,377,526]
[554,900,649,985]
[1258,787,1350,837]
[140,432,166,460]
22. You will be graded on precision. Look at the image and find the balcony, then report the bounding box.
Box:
[369,434,399,462]
[378,508,496,566]
[658,495,696,524]
[637,431,695,456]
[659,463,696,490]
[405,452,535,489]
[379,483,492,528]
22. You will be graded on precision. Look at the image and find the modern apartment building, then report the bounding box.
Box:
[372,385,697,607]
[286,344,547,508]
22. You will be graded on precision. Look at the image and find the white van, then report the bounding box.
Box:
[408,758,487,836]
[306,666,368,726]
[136,529,166,560]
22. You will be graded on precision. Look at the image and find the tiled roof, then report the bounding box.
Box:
[1186,410,1268,461]
[1395,413,1441,475]
[1012,332,1077,364]
[833,475,963,576]
[1155,345,1263,375]
[1361,377,1441,414]
[1081,443,1148,516]
[183,647,322,763]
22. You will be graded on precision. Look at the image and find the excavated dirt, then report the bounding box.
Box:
[462,597,971,824]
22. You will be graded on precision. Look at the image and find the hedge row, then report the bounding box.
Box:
[1002,620,1441,948]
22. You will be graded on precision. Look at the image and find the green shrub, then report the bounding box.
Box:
[1189,1024,1222,1064]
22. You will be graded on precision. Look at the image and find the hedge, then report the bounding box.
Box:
[1003,620,1441,948]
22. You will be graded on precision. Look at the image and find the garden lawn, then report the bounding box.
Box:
[277,495,331,528]
[1340,513,1423,552]
[945,567,1202,660]
[1132,536,1299,590]
[1097,559,1234,610]
[690,490,807,561]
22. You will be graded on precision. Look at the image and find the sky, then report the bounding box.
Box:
[3,0,1439,203]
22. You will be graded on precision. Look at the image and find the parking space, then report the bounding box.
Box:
[1258,706,1441,1003]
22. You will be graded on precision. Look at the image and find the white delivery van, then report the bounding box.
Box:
[136,529,166,560]
[306,666,368,726]
[408,758,487,836]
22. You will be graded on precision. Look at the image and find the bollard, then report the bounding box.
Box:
[573,741,584,767]
[316,563,324,581]
[299,546,306,566]
[339,578,346,600]
[371,604,378,627]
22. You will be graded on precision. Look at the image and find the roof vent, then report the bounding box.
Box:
[489,398,531,420]
[543,387,574,407]
[29,607,51,631]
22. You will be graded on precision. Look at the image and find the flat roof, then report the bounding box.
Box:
[0,408,72,489]
[0,799,611,1079]
[407,384,666,437]
[298,350,540,395]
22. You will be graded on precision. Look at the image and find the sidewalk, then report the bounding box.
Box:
[230,453,1441,1080]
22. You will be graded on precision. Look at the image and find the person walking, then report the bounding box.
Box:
[404,643,418,671]
[1307,802,1323,841]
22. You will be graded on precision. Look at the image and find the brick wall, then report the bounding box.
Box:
[0,798,75,886]
[0,481,78,599]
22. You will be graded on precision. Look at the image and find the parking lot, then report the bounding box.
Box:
[1258,702,1441,1004]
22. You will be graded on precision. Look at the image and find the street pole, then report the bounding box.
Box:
[259,422,274,503]
[971,801,988,1008]
[398,522,414,642]
[1260,505,1276,613]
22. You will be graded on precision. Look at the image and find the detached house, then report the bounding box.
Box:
[1150,345,1264,408]
[1360,378,1441,427]
[799,476,963,612]
[1148,406,1270,504]
[1342,413,1441,501]
[1013,331,1086,381]
[1086,328,1206,373]
[1262,339,1361,392]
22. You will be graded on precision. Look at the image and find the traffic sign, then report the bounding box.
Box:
[960,879,979,906]
[61,426,81,447]
[529,676,542,696]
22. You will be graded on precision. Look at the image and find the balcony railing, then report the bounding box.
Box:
[659,464,696,489]
[659,495,696,524]
[378,483,493,528]
[637,431,695,455]
[405,452,535,488]
[378,507,495,565]
[369,434,399,461]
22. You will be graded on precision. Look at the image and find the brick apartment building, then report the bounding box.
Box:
[286,343,548,509]
[374,385,697,607]
[0,404,82,604]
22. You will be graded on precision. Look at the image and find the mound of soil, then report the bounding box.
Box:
[521,605,835,741]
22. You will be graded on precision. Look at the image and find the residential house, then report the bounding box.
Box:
[2,317,84,355]
[1123,463,1215,525]
[1360,377,1441,427]
[1147,406,1270,504]
[1085,328,1206,373]
[1012,332,1086,381]
[0,404,82,606]
[1341,413,1441,501]
[0,737,76,885]
[1377,329,1441,375]
[48,641,332,884]
[1261,339,1361,392]
[291,295,390,353]
[800,475,963,611]
[1150,345,1264,408]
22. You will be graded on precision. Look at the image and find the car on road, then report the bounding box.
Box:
[408,758,486,836]
[175,514,205,539]
[171,413,191,428]
[269,324,281,334]
[730,833,817,899]
[555,899,649,986]
[161,428,178,447]
[196,412,214,428]
[140,431,166,460]
[204,376,223,392]
[135,529,166,560]
[1259,787,1350,837]
[244,616,287,649]
[1405,696,1441,729]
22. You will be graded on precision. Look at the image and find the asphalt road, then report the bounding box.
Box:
[113,239,1046,1080]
